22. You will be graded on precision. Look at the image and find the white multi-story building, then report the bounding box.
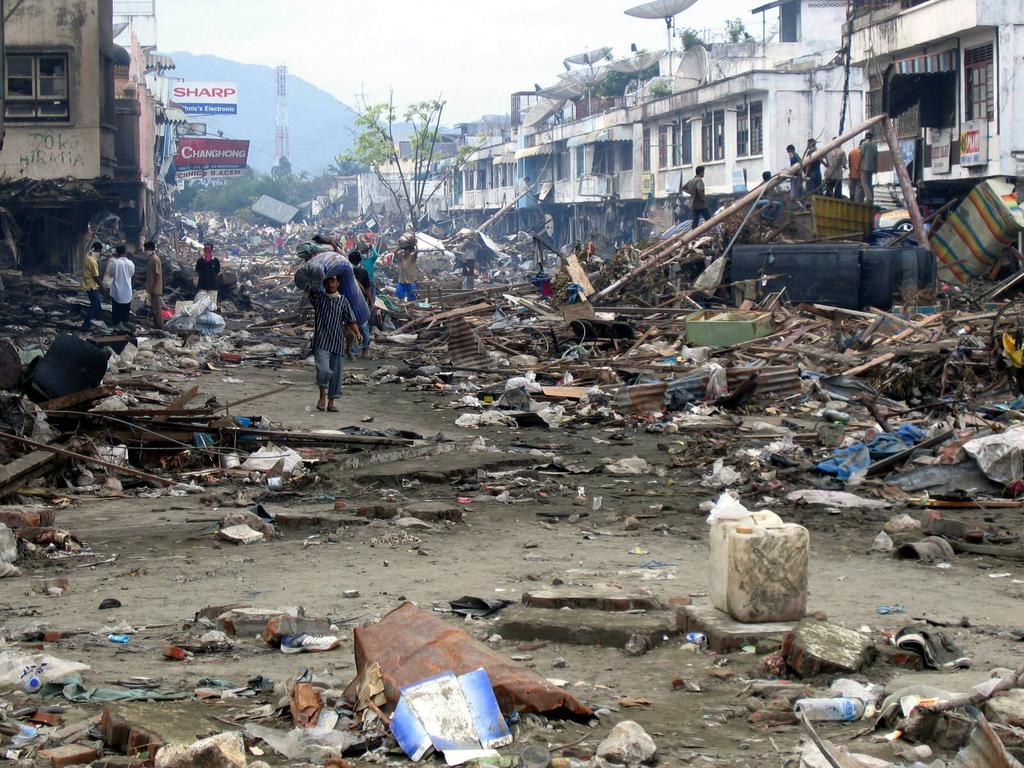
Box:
[848,0,1023,194]
[451,0,865,246]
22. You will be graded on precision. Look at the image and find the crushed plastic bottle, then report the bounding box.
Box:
[793,697,865,721]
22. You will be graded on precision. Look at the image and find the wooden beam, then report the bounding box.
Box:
[41,385,117,412]
[882,117,930,252]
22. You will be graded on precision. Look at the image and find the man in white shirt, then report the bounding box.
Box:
[105,244,136,328]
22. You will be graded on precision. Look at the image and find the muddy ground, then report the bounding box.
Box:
[3,352,1023,766]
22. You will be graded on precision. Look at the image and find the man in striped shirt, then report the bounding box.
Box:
[310,275,361,412]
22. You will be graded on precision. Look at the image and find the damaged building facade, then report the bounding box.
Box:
[848,0,1023,201]
[0,0,164,271]
[450,0,865,247]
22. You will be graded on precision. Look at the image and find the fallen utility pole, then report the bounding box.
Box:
[594,114,889,301]
[478,188,532,234]
[882,116,930,251]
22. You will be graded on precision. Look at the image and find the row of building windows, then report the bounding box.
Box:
[642,101,764,171]
[5,52,70,120]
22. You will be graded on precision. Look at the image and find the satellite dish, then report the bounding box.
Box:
[624,0,698,20]
[609,49,665,74]
[522,97,567,129]
[564,47,613,67]
[625,0,698,76]
[674,44,709,91]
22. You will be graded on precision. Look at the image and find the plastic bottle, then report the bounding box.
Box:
[10,725,38,746]
[823,409,851,423]
[21,675,41,693]
[793,697,865,722]
[685,632,708,648]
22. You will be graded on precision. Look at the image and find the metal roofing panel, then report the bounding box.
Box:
[251,195,299,225]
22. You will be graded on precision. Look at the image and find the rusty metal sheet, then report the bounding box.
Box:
[447,318,488,369]
[345,602,592,720]
[615,366,801,416]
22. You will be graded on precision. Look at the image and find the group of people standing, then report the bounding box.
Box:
[81,240,221,332]
[789,132,879,203]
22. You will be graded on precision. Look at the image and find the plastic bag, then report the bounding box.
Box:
[705,492,751,524]
[0,651,89,691]
[700,459,741,488]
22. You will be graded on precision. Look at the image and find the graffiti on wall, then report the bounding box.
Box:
[18,131,85,172]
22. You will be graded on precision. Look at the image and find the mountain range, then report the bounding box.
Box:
[167,53,358,175]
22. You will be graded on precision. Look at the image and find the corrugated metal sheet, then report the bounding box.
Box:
[616,366,801,416]
[448,318,488,369]
[252,195,299,225]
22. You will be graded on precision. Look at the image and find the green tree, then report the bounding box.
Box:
[725,18,755,43]
[680,28,705,50]
[593,61,661,98]
[328,156,369,176]
[344,94,476,231]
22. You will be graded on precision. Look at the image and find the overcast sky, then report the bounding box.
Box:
[157,0,760,123]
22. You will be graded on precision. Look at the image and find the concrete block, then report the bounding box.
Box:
[263,614,331,645]
[782,619,875,678]
[215,606,301,637]
[677,603,797,653]
[37,744,101,767]
[395,500,463,522]
[523,588,664,612]
[497,605,677,648]
[101,702,229,766]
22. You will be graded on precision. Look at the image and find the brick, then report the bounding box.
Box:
[0,505,57,529]
[263,614,331,645]
[37,744,100,767]
[162,645,190,661]
[30,710,63,726]
[215,606,300,637]
[782,619,875,679]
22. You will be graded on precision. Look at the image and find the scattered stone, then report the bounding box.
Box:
[342,590,360,598]
[984,688,1024,728]
[552,657,567,668]
[623,516,640,531]
[884,513,922,535]
[154,732,246,768]
[99,598,122,610]
[0,522,17,563]
[624,633,649,657]
[782,619,875,678]
[217,524,264,545]
[594,720,657,767]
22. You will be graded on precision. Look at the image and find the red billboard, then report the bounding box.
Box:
[174,137,250,173]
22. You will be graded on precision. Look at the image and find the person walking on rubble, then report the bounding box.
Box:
[786,144,803,199]
[195,243,221,310]
[803,138,823,196]
[348,250,373,358]
[308,274,361,413]
[81,241,103,331]
[848,140,863,202]
[824,139,847,199]
[859,131,879,205]
[105,244,135,329]
[144,241,164,330]
[395,232,419,302]
[683,166,710,231]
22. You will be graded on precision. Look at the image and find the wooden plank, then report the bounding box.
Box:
[565,253,595,298]
[842,352,896,376]
[541,386,590,400]
[0,431,175,486]
[41,386,117,412]
[165,385,200,412]
[0,449,58,495]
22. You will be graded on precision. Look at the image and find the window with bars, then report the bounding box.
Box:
[658,125,669,168]
[5,53,70,121]
[681,123,692,165]
[575,145,586,178]
[964,43,994,122]
[736,106,749,157]
[642,127,651,172]
[618,141,633,172]
[555,151,568,181]
[713,110,725,161]
[750,101,763,155]
[701,117,713,162]
[671,123,681,166]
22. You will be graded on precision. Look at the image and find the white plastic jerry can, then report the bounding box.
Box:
[709,511,809,623]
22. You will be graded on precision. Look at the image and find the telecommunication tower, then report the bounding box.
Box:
[274,65,290,163]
